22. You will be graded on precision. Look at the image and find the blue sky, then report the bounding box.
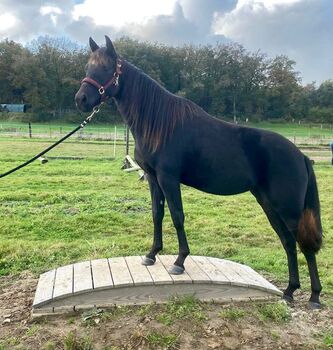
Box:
[0,0,332,84]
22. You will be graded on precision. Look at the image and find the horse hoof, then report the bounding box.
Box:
[142,256,156,266]
[168,264,185,275]
[282,294,293,303]
[308,301,321,310]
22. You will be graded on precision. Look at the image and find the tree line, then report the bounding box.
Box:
[0,36,332,123]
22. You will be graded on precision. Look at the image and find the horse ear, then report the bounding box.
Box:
[105,35,117,59]
[89,37,99,52]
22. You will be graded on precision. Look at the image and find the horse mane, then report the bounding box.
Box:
[118,61,204,152]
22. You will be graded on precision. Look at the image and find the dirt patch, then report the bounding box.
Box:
[0,272,37,324]
[1,274,333,350]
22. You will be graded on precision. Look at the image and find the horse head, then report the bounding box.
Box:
[75,36,122,112]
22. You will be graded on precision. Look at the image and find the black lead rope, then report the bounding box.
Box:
[0,105,101,179]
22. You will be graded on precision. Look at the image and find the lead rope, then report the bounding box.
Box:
[0,104,102,179]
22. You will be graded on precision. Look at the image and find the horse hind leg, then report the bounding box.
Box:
[296,210,322,308]
[274,205,322,307]
[304,253,321,308]
[252,191,301,302]
[264,197,322,307]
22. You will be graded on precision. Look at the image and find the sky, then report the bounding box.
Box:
[0,0,332,84]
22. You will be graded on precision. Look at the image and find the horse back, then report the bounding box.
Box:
[136,114,306,197]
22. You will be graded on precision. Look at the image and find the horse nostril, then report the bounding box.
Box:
[76,93,87,106]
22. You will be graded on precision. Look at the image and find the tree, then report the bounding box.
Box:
[11,50,48,113]
[265,55,300,119]
[0,40,26,103]
[0,37,328,123]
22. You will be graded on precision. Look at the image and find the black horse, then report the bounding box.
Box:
[75,36,323,307]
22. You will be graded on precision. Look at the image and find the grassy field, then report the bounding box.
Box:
[0,138,332,301]
[248,121,333,138]
[1,135,333,349]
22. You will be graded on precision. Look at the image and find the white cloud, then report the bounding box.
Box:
[40,6,63,26]
[236,0,302,9]
[73,0,177,28]
[0,0,332,83]
[0,13,16,31]
[213,0,333,83]
[40,6,63,16]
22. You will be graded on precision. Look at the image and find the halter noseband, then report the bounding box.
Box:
[81,58,122,102]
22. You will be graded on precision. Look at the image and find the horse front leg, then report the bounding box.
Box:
[142,174,165,266]
[157,174,190,275]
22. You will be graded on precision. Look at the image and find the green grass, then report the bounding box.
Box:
[256,302,291,323]
[0,137,332,303]
[26,325,41,337]
[247,121,333,138]
[146,332,178,349]
[64,331,93,350]
[323,330,333,347]
[156,295,207,326]
[219,307,246,320]
[42,342,56,350]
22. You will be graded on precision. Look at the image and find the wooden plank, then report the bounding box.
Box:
[32,308,55,317]
[193,256,230,285]
[240,264,281,293]
[37,282,275,312]
[125,256,153,286]
[207,257,249,287]
[125,155,139,168]
[157,255,192,284]
[108,257,134,288]
[73,261,93,294]
[53,264,73,299]
[185,256,211,284]
[91,259,114,290]
[33,269,56,307]
[33,255,281,315]
[141,256,173,285]
[124,166,141,172]
[215,259,264,289]
[138,169,145,180]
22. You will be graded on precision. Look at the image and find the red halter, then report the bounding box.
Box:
[81,58,122,102]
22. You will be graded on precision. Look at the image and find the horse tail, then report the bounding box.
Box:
[297,156,323,254]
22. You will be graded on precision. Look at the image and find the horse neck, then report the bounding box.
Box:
[114,61,163,135]
[114,61,198,151]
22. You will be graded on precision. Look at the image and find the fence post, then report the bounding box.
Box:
[28,122,32,138]
[126,126,130,156]
[113,126,117,158]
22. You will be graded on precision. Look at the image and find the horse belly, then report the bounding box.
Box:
[181,167,253,195]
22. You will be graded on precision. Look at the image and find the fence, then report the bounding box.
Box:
[0,122,134,141]
[0,122,137,159]
[2,122,333,145]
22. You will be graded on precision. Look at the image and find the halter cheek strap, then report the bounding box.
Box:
[81,58,122,102]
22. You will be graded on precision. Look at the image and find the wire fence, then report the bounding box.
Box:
[0,121,332,163]
[0,122,135,141]
[1,120,333,147]
[0,122,137,160]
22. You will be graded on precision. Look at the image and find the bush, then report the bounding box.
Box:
[308,107,333,123]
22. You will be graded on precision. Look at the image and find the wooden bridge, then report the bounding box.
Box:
[32,255,282,316]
